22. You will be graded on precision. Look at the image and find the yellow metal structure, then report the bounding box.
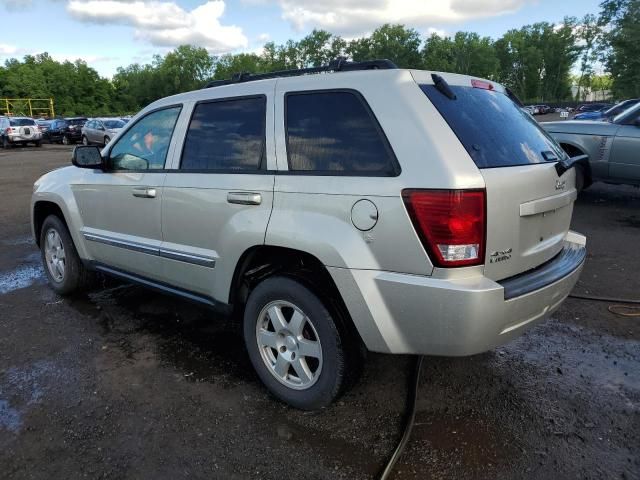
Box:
[0,98,55,118]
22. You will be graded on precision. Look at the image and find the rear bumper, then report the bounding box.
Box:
[8,133,42,142]
[330,231,586,356]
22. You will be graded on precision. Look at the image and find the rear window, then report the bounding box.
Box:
[104,120,125,129]
[285,90,398,175]
[67,118,86,126]
[421,85,566,168]
[10,118,36,126]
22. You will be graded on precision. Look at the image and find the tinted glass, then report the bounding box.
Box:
[109,106,181,170]
[67,118,86,126]
[286,91,396,174]
[421,85,566,169]
[10,118,36,126]
[181,97,265,171]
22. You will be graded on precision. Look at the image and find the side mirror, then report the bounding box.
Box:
[72,145,105,169]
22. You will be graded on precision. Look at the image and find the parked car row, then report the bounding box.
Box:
[2,115,130,148]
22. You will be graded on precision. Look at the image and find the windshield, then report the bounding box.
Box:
[9,118,36,127]
[421,84,566,169]
[104,120,125,129]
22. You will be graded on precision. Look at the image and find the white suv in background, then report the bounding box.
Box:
[1,116,42,148]
[31,59,586,410]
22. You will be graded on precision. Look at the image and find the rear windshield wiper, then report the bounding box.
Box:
[555,154,589,177]
[431,74,456,100]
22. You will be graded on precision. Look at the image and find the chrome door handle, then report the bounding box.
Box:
[132,187,156,198]
[227,192,262,205]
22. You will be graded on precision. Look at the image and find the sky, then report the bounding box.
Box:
[0,0,602,78]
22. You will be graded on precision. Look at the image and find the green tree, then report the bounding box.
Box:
[347,24,422,68]
[575,14,602,100]
[422,32,498,78]
[599,0,640,97]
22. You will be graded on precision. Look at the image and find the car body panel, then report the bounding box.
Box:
[542,110,640,186]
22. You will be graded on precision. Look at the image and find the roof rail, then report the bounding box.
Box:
[203,58,398,89]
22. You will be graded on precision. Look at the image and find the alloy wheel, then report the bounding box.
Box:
[256,300,323,390]
[44,228,66,282]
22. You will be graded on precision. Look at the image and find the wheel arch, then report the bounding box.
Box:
[229,245,366,349]
[33,200,68,247]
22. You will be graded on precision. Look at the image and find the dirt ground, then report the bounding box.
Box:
[1,144,638,480]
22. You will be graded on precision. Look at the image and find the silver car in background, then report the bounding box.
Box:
[81,118,125,146]
[543,102,640,189]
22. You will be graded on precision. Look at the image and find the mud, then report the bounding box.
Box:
[0,145,639,479]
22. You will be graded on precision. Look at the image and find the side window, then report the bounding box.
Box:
[180,96,265,171]
[285,90,397,175]
[109,106,181,171]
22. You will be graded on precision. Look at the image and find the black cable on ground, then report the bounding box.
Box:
[379,355,424,480]
[568,293,640,305]
[568,293,640,316]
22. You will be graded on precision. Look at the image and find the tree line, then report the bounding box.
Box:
[0,0,637,116]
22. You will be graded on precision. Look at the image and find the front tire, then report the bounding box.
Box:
[40,215,92,296]
[82,135,89,146]
[2,136,11,148]
[243,276,347,410]
[62,135,70,145]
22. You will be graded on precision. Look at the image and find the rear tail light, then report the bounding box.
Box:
[5,127,10,134]
[402,189,486,267]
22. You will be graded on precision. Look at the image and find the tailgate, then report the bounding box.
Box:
[482,164,576,281]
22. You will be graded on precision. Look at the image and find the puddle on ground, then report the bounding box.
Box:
[0,360,63,434]
[0,264,44,294]
[516,322,639,394]
[0,399,22,432]
[0,235,34,246]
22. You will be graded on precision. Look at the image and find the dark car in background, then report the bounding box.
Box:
[42,117,88,144]
[36,119,52,134]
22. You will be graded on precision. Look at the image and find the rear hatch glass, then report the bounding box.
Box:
[9,118,36,126]
[420,84,566,168]
[421,82,576,281]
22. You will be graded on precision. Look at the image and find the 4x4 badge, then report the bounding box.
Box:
[490,248,512,263]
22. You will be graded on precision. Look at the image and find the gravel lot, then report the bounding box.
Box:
[1,144,638,480]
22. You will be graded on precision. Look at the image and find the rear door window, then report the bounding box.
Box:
[285,90,398,175]
[180,96,265,171]
[421,85,566,168]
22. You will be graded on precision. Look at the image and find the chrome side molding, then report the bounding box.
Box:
[83,231,216,268]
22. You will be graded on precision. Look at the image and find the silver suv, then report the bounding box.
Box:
[31,60,586,410]
[1,116,43,148]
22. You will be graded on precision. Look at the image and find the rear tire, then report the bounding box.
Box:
[62,135,70,145]
[243,276,348,410]
[40,215,93,296]
[35,141,42,147]
[2,137,11,148]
